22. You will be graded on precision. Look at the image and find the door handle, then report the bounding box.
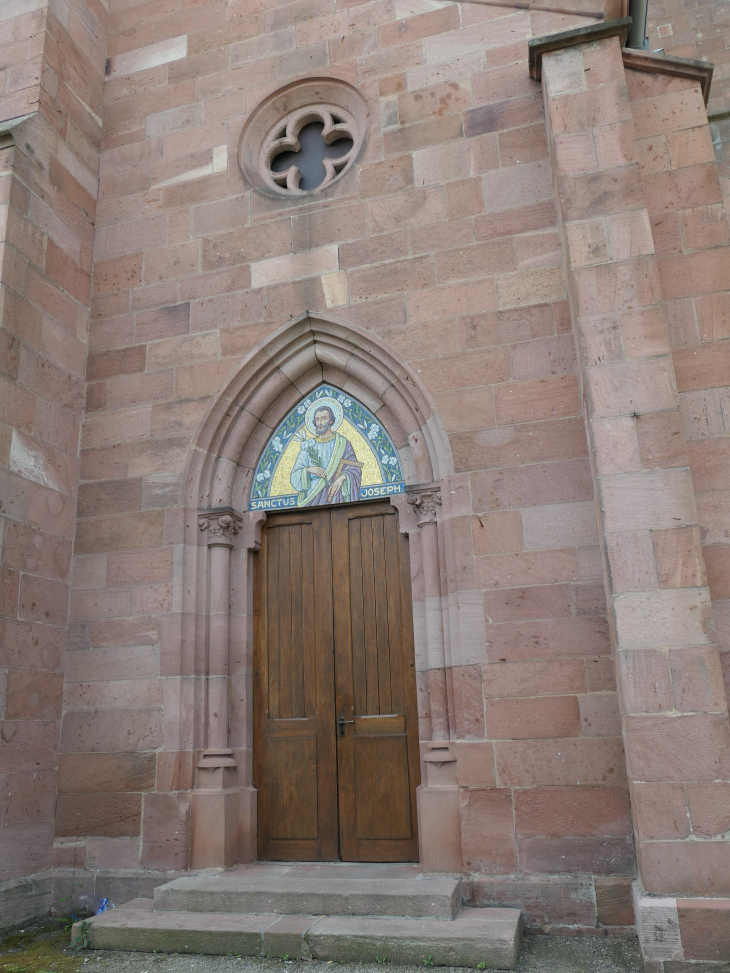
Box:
[337,716,355,737]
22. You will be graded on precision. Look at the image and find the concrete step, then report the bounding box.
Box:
[153,863,462,919]
[76,902,521,970]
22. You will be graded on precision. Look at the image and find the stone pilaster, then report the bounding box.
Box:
[536,21,730,967]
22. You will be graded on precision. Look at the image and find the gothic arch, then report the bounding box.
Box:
[173,313,465,870]
[184,311,453,513]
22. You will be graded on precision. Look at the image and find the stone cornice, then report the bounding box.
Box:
[622,49,714,104]
[529,16,632,79]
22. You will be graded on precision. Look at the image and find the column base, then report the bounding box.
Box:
[190,786,241,869]
[417,784,463,872]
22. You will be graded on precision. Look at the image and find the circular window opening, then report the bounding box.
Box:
[269,118,354,192]
[238,79,369,199]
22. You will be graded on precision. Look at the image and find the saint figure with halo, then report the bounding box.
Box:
[290,397,363,507]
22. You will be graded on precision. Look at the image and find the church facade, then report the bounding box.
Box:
[2,0,730,964]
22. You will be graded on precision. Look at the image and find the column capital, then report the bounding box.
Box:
[198,507,243,547]
[406,486,442,527]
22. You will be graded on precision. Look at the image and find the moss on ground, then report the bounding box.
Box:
[0,921,86,973]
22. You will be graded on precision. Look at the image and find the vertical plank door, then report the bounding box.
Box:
[331,502,420,862]
[254,509,338,861]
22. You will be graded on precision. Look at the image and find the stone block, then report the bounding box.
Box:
[435,387,495,434]
[61,708,162,753]
[704,545,730,600]
[436,239,515,282]
[18,573,68,626]
[520,836,636,876]
[637,410,688,470]
[470,458,592,511]
[640,840,730,896]
[600,469,698,533]
[669,646,727,713]
[466,874,595,930]
[495,737,626,787]
[58,752,157,793]
[483,160,553,213]
[626,714,730,782]
[521,500,598,551]
[498,124,548,167]
[606,531,657,593]
[460,788,516,873]
[636,894,681,962]
[4,669,63,720]
[488,615,610,662]
[483,660,586,699]
[595,877,635,927]
[496,266,567,310]
[75,510,164,554]
[515,786,631,838]
[510,334,576,381]
[578,692,620,736]
[632,782,690,840]
[484,583,571,622]
[617,649,673,715]
[0,822,54,882]
[415,348,510,393]
[141,793,191,870]
[591,416,641,475]
[349,255,435,302]
[652,527,706,589]
[476,550,576,589]
[614,588,712,650]
[455,742,496,787]
[56,793,142,838]
[86,837,141,869]
[587,357,677,419]
[486,695,580,740]
[677,899,730,962]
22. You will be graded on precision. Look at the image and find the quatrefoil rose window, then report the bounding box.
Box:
[239,79,368,199]
[265,108,356,194]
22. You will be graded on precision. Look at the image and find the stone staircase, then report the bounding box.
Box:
[76,863,522,969]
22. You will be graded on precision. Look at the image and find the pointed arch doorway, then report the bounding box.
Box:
[184,313,460,873]
[251,386,420,862]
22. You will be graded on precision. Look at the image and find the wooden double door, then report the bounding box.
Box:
[253,502,420,862]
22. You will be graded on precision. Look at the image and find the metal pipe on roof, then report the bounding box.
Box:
[627,0,649,48]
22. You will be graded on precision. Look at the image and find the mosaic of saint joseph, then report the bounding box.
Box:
[290,404,363,506]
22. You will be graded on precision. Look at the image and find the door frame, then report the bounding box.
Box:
[253,500,421,862]
[181,313,464,873]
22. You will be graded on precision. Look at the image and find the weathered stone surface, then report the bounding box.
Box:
[79,903,521,969]
[154,865,461,919]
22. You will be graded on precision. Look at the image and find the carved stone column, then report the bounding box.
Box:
[408,486,462,872]
[191,507,242,868]
[408,488,448,741]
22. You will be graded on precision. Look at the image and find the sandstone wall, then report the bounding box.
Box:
[0,0,105,926]
[646,0,729,114]
[64,0,634,929]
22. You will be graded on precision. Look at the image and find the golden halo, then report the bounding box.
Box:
[304,397,343,435]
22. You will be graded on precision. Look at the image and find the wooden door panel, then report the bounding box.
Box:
[354,735,412,840]
[255,502,420,863]
[254,511,338,861]
[266,730,318,839]
[331,503,420,862]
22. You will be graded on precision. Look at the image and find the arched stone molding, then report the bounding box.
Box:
[176,312,468,871]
